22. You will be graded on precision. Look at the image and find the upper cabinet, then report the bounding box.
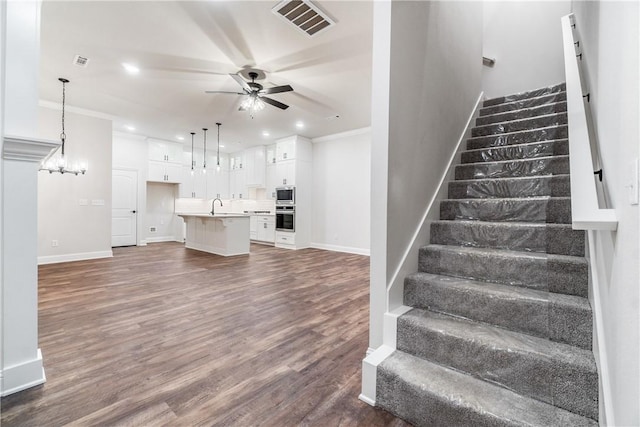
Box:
[148,139,183,163]
[230,152,244,170]
[245,146,266,188]
[148,139,183,183]
[266,144,277,166]
[275,135,312,163]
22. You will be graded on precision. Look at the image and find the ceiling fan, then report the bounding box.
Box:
[206,71,293,115]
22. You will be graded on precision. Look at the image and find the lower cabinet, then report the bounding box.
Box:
[251,215,275,243]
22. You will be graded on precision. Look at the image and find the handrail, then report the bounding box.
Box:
[561,14,617,231]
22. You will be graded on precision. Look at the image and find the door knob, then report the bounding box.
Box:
[131,210,137,214]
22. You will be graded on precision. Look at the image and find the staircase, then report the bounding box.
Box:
[376,83,599,426]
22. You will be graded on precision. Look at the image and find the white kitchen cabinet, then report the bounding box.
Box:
[180,167,207,198]
[148,161,182,183]
[245,146,266,188]
[249,215,258,240]
[230,152,244,170]
[265,163,277,199]
[230,168,246,199]
[275,160,296,186]
[206,168,230,200]
[149,139,183,163]
[276,137,296,162]
[256,216,275,242]
[266,144,277,166]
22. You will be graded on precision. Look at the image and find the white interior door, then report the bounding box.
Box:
[112,169,138,247]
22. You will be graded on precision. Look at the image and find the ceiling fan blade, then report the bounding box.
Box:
[260,85,293,95]
[205,90,245,95]
[261,96,289,110]
[230,73,251,92]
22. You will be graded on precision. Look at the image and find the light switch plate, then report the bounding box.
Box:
[629,158,639,205]
[91,199,105,206]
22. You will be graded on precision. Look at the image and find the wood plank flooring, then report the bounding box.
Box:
[1,243,407,427]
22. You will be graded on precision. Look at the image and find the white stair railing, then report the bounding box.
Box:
[561,13,617,231]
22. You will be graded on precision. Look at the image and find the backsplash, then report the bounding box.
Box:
[175,198,275,214]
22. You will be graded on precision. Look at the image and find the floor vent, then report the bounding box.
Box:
[272,0,335,37]
[73,55,89,67]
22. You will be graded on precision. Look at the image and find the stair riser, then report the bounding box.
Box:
[440,198,571,224]
[461,140,568,163]
[430,222,585,256]
[397,315,598,419]
[480,92,567,117]
[455,156,568,180]
[467,125,568,150]
[476,102,567,126]
[418,247,588,297]
[472,114,568,138]
[483,83,566,107]
[403,275,593,349]
[448,176,570,199]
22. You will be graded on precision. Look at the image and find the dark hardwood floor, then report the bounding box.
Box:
[1,243,407,427]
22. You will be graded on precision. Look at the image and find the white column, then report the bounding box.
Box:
[1,0,57,396]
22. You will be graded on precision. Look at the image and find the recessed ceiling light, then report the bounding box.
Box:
[176,135,185,141]
[122,63,140,75]
[295,121,304,129]
[125,125,136,131]
[262,131,270,137]
[220,145,225,148]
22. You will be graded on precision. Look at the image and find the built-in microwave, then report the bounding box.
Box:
[275,186,295,205]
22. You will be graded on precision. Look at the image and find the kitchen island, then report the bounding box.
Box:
[178,213,250,256]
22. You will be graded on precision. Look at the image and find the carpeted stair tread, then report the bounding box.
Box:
[376,350,597,427]
[419,244,588,297]
[430,219,584,256]
[404,271,593,350]
[480,92,567,117]
[397,309,598,419]
[476,101,567,126]
[467,124,568,150]
[472,113,568,137]
[440,197,571,224]
[461,139,569,163]
[455,155,569,180]
[483,82,566,107]
[448,175,570,199]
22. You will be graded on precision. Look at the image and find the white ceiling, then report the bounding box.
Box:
[39,0,373,151]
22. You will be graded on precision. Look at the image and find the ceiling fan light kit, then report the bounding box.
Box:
[205,70,293,118]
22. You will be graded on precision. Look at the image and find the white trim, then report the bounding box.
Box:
[145,236,179,244]
[360,344,395,406]
[311,127,371,144]
[386,92,484,297]
[1,349,46,396]
[38,250,113,265]
[383,305,412,348]
[561,14,617,231]
[587,230,615,427]
[309,242,370,256]
[2,135,59,162]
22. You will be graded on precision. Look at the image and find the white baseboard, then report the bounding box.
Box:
[38,250,113,265]
[1,349,46,396]
[360,344,395,406]
[310,242,370,256]
[145,236,179,244]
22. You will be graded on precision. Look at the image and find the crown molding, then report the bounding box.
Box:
[2,135,59,162]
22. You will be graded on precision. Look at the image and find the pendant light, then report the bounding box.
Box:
[216,122,221,172]
[40,78,87,175]
[190,132,196,176]
[202,128,208,174]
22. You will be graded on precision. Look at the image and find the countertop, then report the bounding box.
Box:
[177,213,250,218]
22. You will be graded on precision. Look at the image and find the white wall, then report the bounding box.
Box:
[369,0,483,349]
[113,132,148,246]
[482,1,571,99]
[146,182,180,242]
[311,128,371,255]
[37,107,113,263]
[571,2,639,425]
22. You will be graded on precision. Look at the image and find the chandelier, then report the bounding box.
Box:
[40,78,87,175]
[240,94,265,118]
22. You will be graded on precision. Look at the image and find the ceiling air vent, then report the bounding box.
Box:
[73,55,89,67]
[272,0,335,37]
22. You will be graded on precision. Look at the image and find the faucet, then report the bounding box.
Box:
[211,198,223,215]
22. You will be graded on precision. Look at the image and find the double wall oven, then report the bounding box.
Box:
[275,186,295,232]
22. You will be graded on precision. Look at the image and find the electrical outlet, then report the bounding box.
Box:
[150,227,157,233]
[51,240,59,247]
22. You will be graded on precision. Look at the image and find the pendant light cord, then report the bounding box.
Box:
[60,79,67,156]
[202,128,208,170]
[216,122,221,166]
[190,132,195,170]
